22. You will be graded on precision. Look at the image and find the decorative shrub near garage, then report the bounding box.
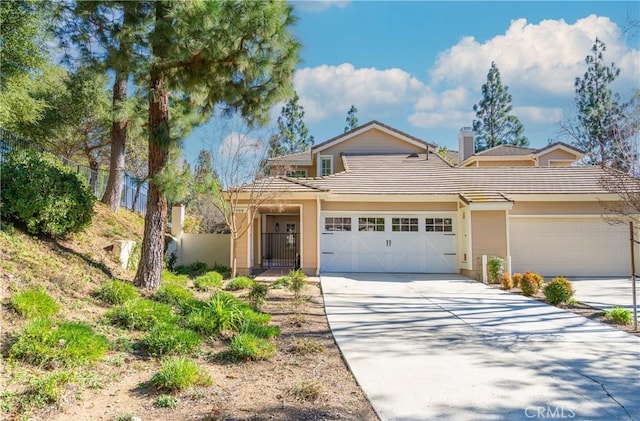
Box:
[520,271,544,296]
[511,273,523,288]
[500,273,514,290]
[487,256,504,284]
[543,276,575,305]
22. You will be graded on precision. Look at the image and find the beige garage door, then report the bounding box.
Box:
[509,217,631,277]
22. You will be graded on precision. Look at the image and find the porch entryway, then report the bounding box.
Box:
[258,213,300,270]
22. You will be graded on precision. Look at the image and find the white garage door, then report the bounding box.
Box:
[320,213,458,273]
[510,217,630,276]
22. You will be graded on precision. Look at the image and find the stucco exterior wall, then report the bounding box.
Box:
[463,210,508,280]
[537,149,577,166]
[178,234,231,268]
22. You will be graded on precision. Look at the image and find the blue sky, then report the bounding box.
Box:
[185,1,640,165]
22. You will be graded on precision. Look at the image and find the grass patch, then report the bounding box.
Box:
[9,287,60,318]
[174,261,208,278]
[193,271,223,291]
[25,371,75,407]
[290,338,325,355]
[155,394,179,409]
[225,276,254,291]
[161,270,189,286]
[105,298,178,331]
[154,282,196,312]
[228,333,276,361]
[143,323,203,357]
[288,381,322,402]
[10,318,108,367]
[241,321,281,339]
[95,279,140,305]
[151,357,212,391]
[184,292,244,337]
[604,306,633,325]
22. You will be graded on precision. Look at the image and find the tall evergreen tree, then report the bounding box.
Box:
[268,93,314,157]
[572,38,634,171]
[344,104,358,132]
[135,0,299,289]
[472,62,528,152]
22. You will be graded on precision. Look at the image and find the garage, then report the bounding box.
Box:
[509,217,631,276]
[320,213,458,273]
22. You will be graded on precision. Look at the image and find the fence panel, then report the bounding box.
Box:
[0,128,147,215]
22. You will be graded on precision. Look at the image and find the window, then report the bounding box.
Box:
[359,217,385,232]
[318,155,333,176]
[324,217,351,232]
[425,217,453,232]
[285,222,296,233]
[286,169,307,178]
[392,218,418,232]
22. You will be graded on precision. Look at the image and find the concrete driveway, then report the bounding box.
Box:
[570,277,639,314]
[321,273,640,421]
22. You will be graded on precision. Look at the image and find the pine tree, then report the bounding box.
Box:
[344,105,358,132]
[472,62,528,152]
[572,38,633,170]
[135,0,299,289]
[269,93,314,157]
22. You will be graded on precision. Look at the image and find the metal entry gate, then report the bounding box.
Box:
[262,233,299,268]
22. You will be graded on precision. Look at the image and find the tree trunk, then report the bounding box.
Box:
[101,69,128,211]
[134,57,170,290]
[231,236,238,278]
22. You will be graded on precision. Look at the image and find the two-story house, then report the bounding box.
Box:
[231,120,636,279]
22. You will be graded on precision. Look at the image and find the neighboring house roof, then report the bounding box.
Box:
[312,120,436,153]
[475,145,537,156]
[266,151,312,166]
[302,153,618,195]
[533,141,585,158]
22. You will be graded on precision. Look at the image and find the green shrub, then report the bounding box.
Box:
[154,282,196,311]
[105,298,177,330]
[500,273,514,290]
[210,262,231,279]
[95,279,139,305]
[287,269,307,298]
[174,261,208,277]
[143,323,202,357]
[487,256,504,284]
[248,282,269,308]
[225,276,254,291]
[155,394,179,409]
[10,318,108,367]
[271,276,290,289]
[184,291,244,337]
[604,306,633,325]
[0,150,94,237]
[193,271,223,291]
[511,273,524,288]
[228,333,276,361]
[10,287,60,318]
[543,276,575,305]
[151,357,212,391]
[520,271,544,297]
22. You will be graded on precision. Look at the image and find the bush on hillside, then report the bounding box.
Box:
[0,150,94,237]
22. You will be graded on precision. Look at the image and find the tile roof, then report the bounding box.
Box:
[534,141,585,156]
[475,145,537,156]
[300,153,621,195]
[237,176,327,193]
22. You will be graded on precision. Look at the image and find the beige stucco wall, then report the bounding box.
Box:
[537,149,577,166]
[179,233,231,268]
[265,215,300,233]
[462,210,508,280]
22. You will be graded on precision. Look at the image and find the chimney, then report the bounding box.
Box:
[458,127,475,162]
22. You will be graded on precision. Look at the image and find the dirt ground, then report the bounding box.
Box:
[42,284,379,421]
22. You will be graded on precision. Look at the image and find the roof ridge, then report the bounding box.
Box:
[278,175,328,191]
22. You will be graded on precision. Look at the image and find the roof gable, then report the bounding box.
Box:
[312,120,434,154]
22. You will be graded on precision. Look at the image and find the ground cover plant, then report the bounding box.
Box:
[95,279,140,305]
[225,276,255,291]
[9,287,60,318]
[604,306,633,325]
[150,357,212,391]
[193,271,223,291]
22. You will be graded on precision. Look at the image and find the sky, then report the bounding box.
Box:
[184,1,640,165]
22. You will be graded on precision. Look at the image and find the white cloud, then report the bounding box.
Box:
[430,15,639,98]
[294,63,428,122]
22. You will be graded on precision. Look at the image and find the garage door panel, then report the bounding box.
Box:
[510,218,628,276]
